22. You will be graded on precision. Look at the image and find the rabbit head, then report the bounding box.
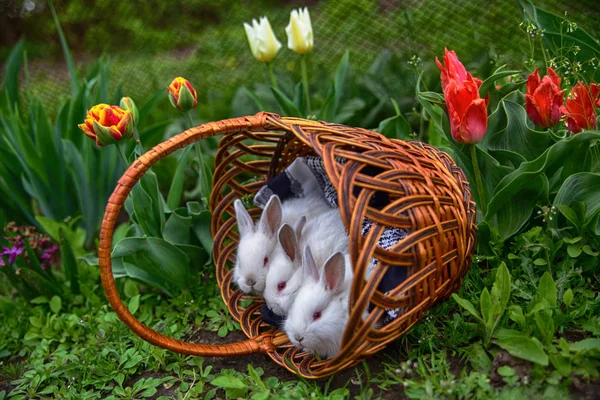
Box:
[263,217,306,316]
[284,246,350,359]
[233,196,283,294]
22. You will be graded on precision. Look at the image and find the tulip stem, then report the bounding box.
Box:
[116,144,130,170]
[301,54,311,114]
[266,63,278,90]
[470,144,487,217]
[187,111,209,205]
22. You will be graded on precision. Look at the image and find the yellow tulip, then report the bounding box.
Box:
[243,17,282,63]
[285,8,313,55]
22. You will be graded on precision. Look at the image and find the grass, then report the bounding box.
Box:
[1,218,599,399]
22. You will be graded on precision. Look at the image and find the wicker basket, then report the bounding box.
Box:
[99,112,476,379]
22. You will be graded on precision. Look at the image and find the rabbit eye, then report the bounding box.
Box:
[312,311,322,320]
[263,256,269,266]
[277,281,286,292]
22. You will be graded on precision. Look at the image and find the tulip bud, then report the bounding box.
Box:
[166,77,198,112]
[243,17,282,63]
[78,104,134,146]
[560,82,600,133]
[524,68,564,128]
[437,49,489,144]
[120,96,139,124]
[285,8,313,55]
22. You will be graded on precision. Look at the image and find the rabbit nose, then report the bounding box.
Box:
[295,335,304,343]
[245,278,256,287]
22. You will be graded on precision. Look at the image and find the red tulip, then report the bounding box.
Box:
[524,68,564,128]
[560,82,600,134]
[436,48,483,94]
[436,49,488,144]
[444,78,489,144]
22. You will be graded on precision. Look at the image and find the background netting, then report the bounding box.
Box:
[1,0,599,112]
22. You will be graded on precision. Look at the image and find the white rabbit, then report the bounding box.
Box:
[233,194,329,294]
[284,246,353,359]
[263,208,348,316]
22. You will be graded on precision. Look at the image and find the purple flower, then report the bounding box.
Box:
[0,257,5,267]
[1,246,24,265]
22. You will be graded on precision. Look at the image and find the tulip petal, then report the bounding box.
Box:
[462,99,488,144]
[526,68,540,95]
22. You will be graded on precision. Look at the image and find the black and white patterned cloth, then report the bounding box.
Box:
[255,156,407,326]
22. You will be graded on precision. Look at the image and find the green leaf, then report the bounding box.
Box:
[553,173,600,227]
[478,67,521,97]
[131,179,162,238]
[549,354,571,377]
[112,237,191,290]
[377,113,412,139]
[271,87,301,117]
[49,295,62,314]
[59,228,80,295]
[49,0,78,96]
[451,294,482,321]
[491,262,511,315]
[538,272,557,308]
[166,146,193,210]
[480,288,492,325]
[556,204,580,229]
[494,336,549,366]
[192,210,214,260]
[163,208,192,245]
[563,288,573,307]
[486,131,600,238]
[332,51,350,115]
[497,365,516,377]
[210,376,247,390]
[569,339,600,353]
[128,294,140,315]
[2,38,25,109]
[567,243,582,258]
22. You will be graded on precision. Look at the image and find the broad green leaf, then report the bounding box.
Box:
[553,173,600,227]
[210,376,247,390]
[569,339,600,353]
[480,288,492,325]
[332,51,350,115]
[534,308,554,343]
[60,228,80,295]
[485,131,600,235]
[112,237,191,290]
[484,100,551,161]
[49,295,62,314]
[538,272,557,308]
[128,294,140,315]
[478,67,521,97]
[567,244,582,258]
[549,354,571,377]
[491,262,511,313]
[451,294,482,321]
[163,209,192,245]
[563,288,573,307]
[192,210,214,259]
[131,180,161,238]
[2,37,25,109]
[494,336,549,366]
[377,113,412,139]
[166,147,193,210]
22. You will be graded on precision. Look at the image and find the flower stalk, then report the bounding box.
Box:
[301,54,311,113]
[470,144,487,217]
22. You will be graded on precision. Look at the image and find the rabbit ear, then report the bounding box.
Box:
[258,195,282,237]
[302,246,319,282]
[234,199,254,237]
[323,252,346,293]
[293,216,306,242]
[278,224,300,264]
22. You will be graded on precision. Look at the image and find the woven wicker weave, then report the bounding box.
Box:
[99,112,476,378]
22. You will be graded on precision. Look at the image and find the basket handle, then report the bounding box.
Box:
[98,113,278,356]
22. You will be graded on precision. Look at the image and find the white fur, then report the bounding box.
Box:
[233,194,329,294]
[263,208,348,316]
[284,248,353,359]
